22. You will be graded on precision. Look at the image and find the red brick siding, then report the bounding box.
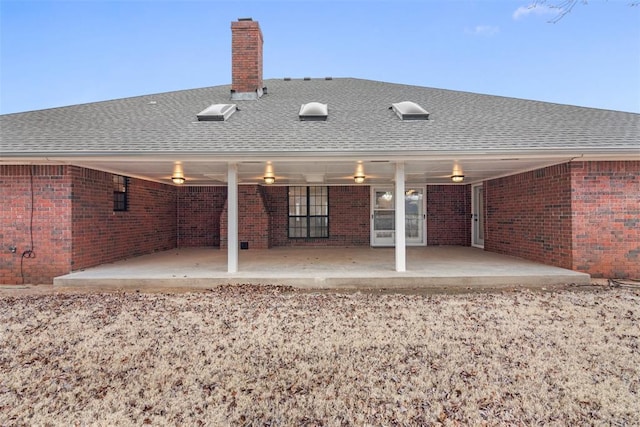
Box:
[570,161,640,279]
[71,166,177,270]
[220,185,270,249]
[8,161,634,282]
[261,186,287,246]
[228,185,470,248]
[231,20,263,94]
[0,165,72,285]
[426,185,471,245]
[178,186,227,247]
[261,186,370,247]
[485,164,573,269]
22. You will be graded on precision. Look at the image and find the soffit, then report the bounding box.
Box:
[55,156,593,186]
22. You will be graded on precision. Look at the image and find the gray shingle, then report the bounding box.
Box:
[1,78,638,156]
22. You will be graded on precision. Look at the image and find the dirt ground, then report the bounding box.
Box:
[1,283,638,425]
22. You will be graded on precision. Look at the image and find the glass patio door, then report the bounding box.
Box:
[472,184,485,248]
[371,187,425,247]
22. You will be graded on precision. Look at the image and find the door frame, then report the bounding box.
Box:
[370,186,427,247]
[471,183,485,248]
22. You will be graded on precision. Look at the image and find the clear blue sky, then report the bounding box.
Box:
[1,0,639,114]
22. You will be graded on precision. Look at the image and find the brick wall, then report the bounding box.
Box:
[71,166,177,270]
[571,161,640,278]
[261,186,287,246]
[11,161,633,282]
[178,186,227,247]
[0,165,72,284]
[262,185,370,247]
[485,163,573,269]
[218,185,472,249]
[220,185,270,249]
[426,185,471,245]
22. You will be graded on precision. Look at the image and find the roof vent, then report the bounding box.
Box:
[391,101,429,120]
[299,102,328,121]
[196,103,237,121]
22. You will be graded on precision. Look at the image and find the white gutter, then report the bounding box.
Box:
[2,150,639,164]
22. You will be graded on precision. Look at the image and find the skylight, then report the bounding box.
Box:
[196,103,237,121]
[391,101,429,120]
[299,102,328,121]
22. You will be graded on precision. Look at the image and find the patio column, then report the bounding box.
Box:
[394,161,406,272]
[227,162,238,273]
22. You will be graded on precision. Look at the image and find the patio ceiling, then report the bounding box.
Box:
[59,153,599,186]
[11,153,609,186]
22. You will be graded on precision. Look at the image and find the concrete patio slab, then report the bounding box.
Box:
[53,246,590,290]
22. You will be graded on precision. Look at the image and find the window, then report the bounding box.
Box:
[113,175,128,211]
[288,186,329,238]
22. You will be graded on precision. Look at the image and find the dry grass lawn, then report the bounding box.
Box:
[1,285,638,426]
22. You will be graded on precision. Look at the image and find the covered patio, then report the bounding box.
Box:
[54,246,590,290]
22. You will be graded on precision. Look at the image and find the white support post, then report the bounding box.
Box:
[394,162,406,272]
[227,163,238,273]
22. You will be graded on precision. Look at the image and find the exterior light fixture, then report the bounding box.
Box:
[263,161,275,185]
[354,161,366,184]
[451,175,465,183]
[172,162,186,185]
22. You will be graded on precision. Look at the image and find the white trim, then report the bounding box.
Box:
[394,162,406,272]
[227,163,239,273]
[370,185,427,248]
[405,186,427,247]
[471,183,485,249]
[423,186,429,247]
[370,187,395,247]
[5,151,639,162]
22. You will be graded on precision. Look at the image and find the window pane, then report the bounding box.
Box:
[375,191,394,209]
[113,175,126,193]
[309,186,328,216]
[113,175,128,211]
[289,187,307,216]
[309,216,328,237]
[309,186,326,198]
[374,211,394,231]
[289,217,307,238]
[288,186,329,238]
[114,192,126,211]
[309,199,319,216]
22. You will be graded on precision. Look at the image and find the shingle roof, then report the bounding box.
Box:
[1,78,638,157]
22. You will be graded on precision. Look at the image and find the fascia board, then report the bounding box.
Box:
[2,149,639,163]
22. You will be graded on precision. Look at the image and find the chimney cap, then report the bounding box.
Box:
[238,17,253,21]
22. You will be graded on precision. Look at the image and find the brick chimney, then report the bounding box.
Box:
[231,18,264,100]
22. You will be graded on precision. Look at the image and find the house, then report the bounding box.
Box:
[1,18,638,285]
